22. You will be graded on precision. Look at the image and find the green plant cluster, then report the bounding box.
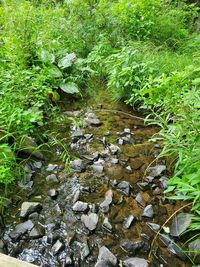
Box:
[0,0,200,250]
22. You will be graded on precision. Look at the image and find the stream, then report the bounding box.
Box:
[0,90,195,267]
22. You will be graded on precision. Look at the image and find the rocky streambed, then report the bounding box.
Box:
[0,94,198,267]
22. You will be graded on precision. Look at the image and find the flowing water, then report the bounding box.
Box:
[0,88,194,267]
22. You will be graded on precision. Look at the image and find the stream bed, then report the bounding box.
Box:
[0,91,196,267]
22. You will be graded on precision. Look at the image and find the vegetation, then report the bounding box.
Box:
[0,0,199,255]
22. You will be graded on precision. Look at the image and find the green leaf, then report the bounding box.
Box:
[58,53,76,69]
[40,49,55,63]
[60,82,79,94]
[192,78,200,85]
[48,66,63,78]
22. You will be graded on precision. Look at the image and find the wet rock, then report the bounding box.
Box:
[147,222,160,232]
[123,257,149,267]
[123,215,135,229]
[117,181,131,196]
[72,201,88,212]
[72,128,84,141]
[121,240,145,254]
[48,188,59,199]
[109,144,121,155]
[29,224,45,239]
[46,163,58,172]
[125,166,133,174]
[135,193,146,207]
[52,239,64,255]
[70,159,85,172]
[97,246,117,266]
[142,205,154,218]
[46,174,59,183]
[100,189,113,213]
[20,202,42,218]
[170,213,192,237]
[9,220,34,240]
[148,165,166,177]
[102,217,112,231]
[81,213,99,231]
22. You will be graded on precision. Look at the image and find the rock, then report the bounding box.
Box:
[135,193,146,207]
[20,202,42,218]
[18,248,41,263]
[48,189,59,199]
[52,239,64,255]
[124,128,131,134]
[72,201,88,212]
[100,190,113,213]
[46,164,58,172]
[110,158,119,164]
[123,257,149,267]
[53,203,62,216]
[97,246,117,266]
[92,164,104,174]
[65,256,73,265]
[153,187,162,195]
[70,159,85,172]
[118,138,124,145]
[28,212,39,220]
[29,224,45,239]
[123,215,135,229]
[125,166,133,174]
[147,222,160,232]
[121,240,145,253]
[16,135,44,160]
[80,241,90,260]
[85,112,102,127]
[109,144,121,155]
[103,217,112,231]
[170,213,192,237]
[9,220,34,240]
[148,165,166,177]
[142,205,154,218]
[168,242,186,260]
[33,161,42,169]
[81,213,99,231]
[72,128,84,141]
[117,181,131,196]
[159,176,168,189]
[65,110,80,117]
[46,174,59,183]
[95,260,113,267]
[137,182,149,191]
[72,189,80,204]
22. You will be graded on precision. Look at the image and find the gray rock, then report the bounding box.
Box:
[100,190,113,213]
[148,165,166,177]
[103,217,112,231]
[123,215,135,229]
[118,138,124,145]
[65,256,73,265]
[126,166,133,173]
[80,241,90,260]
[92,164,104,174]
[135,193,146,207]
[81,213,99,231]
[97,246,117,266]
[121,240,144,253]
[72,189,80,204]
[142,205,154,218]
[85,112,102,127]
[159,176,168,189]
[123,257,149,267]
[110,158,119,164]
[46,163,58,172]
[109,144,121,155]
[117,181,131,196]
[95,260,113,267]
[20,202,42,218]
[147,222,160,232]
[72,201,88,212]
[29,224,45,239]
[46,174,59,183]
[52,239,64,255]
[137,182,149,191]
[168,242,186,260]
[48,189,59,199]
[124,128,131,134]
[70,159,85,172]
[72,128,84,141]
[33,161,42,169]
[9,220,34,240]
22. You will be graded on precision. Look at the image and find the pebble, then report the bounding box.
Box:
[142,205,154,218]
[72,201,88,212]
[116,181,131,196]
[123,215,135,229]
[46,174,59,183]
[81,213,99,231]
[70,159,85,172]
[102,217,112,231]
[20,202,42,218]
[123,257,149,267]
[9,220,34,240]
[97,246,117,266]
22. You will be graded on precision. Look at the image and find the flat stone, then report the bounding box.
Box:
[9,220,34,240]
[100,190,113,213]
[123,257,149,267]
[70,159,85,172]
[72,201,88,212]
[103,217,112,231]
[20,202,42,218]
[146,222,160,232]
[170,213,192,237]
[46,174,58,183]
[81,213,99,231]
[123,215,135,229]
[65,256,73,265]
[52,240,64,255]
[142,205,154,218]
[85,113,102,127]
[29,224,45,239]
[148,165,166,177]
[168,242,186,260]
[188,239,200,257]
[97,246,117,266]
[117,181,131,196]
[72,189,80,204]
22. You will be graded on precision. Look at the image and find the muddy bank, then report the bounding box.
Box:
[0,91,197,267]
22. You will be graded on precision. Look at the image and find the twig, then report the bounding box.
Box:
[148,202,192,260]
